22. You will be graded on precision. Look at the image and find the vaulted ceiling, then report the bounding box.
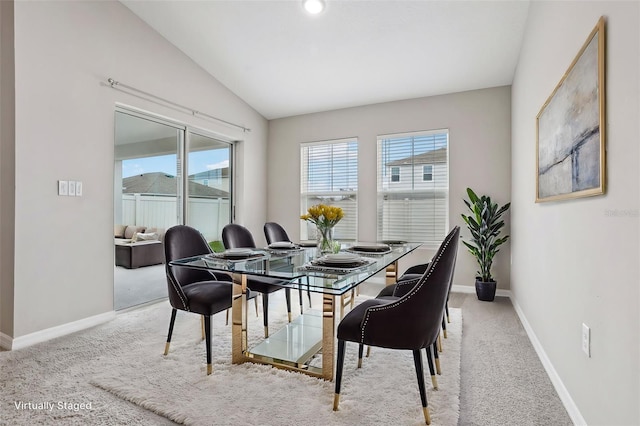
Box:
[122,0,530,120]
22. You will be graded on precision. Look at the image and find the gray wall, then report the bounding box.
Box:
[4,1,268,341]
[0,1,16,341]
[511,1,639,424]
[268,87,512,288]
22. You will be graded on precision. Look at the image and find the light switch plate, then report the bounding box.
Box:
[68,181,76,196]
[58,180,68,196]
[75,181,83,196]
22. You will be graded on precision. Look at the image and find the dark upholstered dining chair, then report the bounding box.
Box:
[222,223,292,338]
[263,221,289,245]
[263,221,312,311]
[333,226,460,425]
[379,241,457,336]
[373,238,458,389]
[163,225,233,375]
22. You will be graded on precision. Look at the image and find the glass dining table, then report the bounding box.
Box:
[169,242,421,381]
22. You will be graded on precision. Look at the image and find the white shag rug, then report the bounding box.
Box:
[89,295,462,426]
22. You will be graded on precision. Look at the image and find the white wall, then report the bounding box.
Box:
[8,1,268,340]
[268,87,512,287]
[511,2,639,424]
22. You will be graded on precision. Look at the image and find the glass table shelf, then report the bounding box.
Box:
[249,310,323,369]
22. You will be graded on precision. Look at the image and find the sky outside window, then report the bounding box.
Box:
[122,150,228,178]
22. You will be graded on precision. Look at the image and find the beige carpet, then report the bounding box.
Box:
[0,292,461,425]
[91,297,462,425]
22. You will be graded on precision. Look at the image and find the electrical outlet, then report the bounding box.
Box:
[582,323,590,357]
[75,181,83,196]
[68,181,76,196]
[58,180,68,196]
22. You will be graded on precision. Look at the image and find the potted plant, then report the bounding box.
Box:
[460,188,511,301]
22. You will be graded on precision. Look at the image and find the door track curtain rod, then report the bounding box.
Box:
[106,78,251,133]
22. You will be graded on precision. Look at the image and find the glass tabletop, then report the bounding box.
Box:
[169,242,422,296]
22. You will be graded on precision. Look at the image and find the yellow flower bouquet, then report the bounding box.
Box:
[301,204,344,253]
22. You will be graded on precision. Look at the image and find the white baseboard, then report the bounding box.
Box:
[6,311,116,351]
[509,297,586,426]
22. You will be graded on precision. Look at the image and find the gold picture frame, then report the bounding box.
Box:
[536,17,606,203]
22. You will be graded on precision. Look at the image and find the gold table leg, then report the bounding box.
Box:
[322,294,336,381]
[231,273,248,364]
[386,260,399,285]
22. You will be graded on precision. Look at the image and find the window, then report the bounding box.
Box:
[301,138,358,241]
[377,130,448,245]
[423,165,433,181]
[391,166,400,182]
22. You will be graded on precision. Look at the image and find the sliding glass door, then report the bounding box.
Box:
[186,133,232,249]
[114,109,233,310]
[114,111,182,232]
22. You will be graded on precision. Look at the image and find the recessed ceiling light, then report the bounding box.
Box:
[303,0,325,15]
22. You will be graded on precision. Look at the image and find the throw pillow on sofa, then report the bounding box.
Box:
[124,225,146,239]
[114,224,127,238]
[144,227,165,241]
[132,232,159,243]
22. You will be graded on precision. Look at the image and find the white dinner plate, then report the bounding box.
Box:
[225,248,253,255]
[321,253,360,263]
[268,242,296,249]
[217,248,255,258]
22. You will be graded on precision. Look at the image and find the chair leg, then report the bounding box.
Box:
[412,350,431,425]
[226,309,229,326]
[358,343,364,368]
[425,346,438,390]
[255,296,259,317]
[442,314,447,339]
[201,315,205,341]
[204,315,212,375]
[437,333,443,353]
[298,286,304,314]
[306,277,312,308]
[433,342,441,375]
[262,293,270,338]
[333,340,346,411]
[446,302,450,323]
[285,288,292,322]
[164,308,177,355]
[366,346,371,357]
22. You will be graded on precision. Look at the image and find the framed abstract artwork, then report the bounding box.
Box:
[536,17,606,202]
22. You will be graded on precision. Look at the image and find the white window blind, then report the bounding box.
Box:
[377,130,448,245]
[300,138,358,241]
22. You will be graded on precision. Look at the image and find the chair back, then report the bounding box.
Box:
[264,222,291,244]
[361,226,460,350]
[222,223,256,249]
[164,225,216,309]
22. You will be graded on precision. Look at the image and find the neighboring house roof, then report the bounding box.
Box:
[122,172,229,198]
[190,168,229,180]
[386,147,448,166]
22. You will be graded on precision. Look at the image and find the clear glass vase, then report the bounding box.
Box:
[316,225,335,255]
